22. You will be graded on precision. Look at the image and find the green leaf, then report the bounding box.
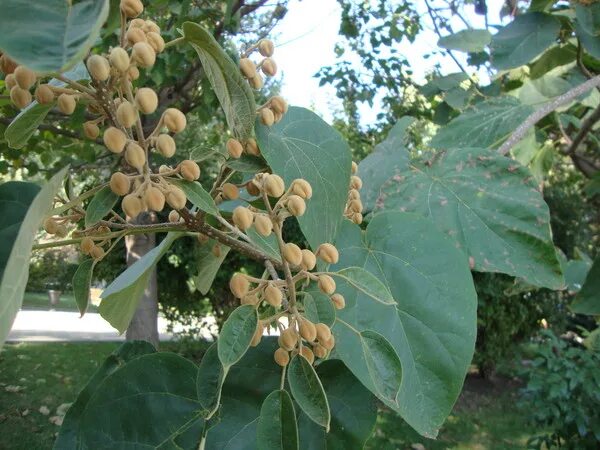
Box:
[256,106,352,250]
[571,256,600,315]
[247,228,281,262]
[72,259,94,317]
[196,342,225,414]
[182,22,256,141]
[0,168,67,347]
[331,267,394,305]
[430,96,534,149]
[54,340,157,449]
[438,29,491,53]
[375,147,563,289]
[225,154,268,173]
[194,239,231,295]
[257,390,299,450]
[302,289,336,327]
[560,255,592,294]
[490,12,561,70]
[218,304,259,369]
[577,23,600,59]
[99,232,180,333]
[0,0,110,73]
[576,2,600,37]
[169,179,218,215]
[331,213,477,437]
[287,356,330,430]
[84,186,118,227]
[529,45,577,79]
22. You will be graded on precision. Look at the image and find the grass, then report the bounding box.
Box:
[0,342,541,450]
[21,291,97,313]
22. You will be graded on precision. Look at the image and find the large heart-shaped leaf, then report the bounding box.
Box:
[374,147,563,289]
[182,22,256,141]
[0,168,67,347]
[0,0,110,73]
[255,106,352,249]
[331,212,477,437]
[571,256,600,315]
[438,29,491,53]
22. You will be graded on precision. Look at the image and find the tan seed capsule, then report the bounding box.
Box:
[90,245,105,260]
[287,195,306,217]
[156,134,176,157]
[197,233,209,244]
[110,172,131,196]
[86,55,111,81]
[261,58,277,77]
[163,108,186,133]
[317,243,339,264]
[34,84,54,104]
[43,217,58,234]
[55,224,69,238]
[322,334,335,351]
[166,186,187,209]
[116,101,137,128]
[348,199,363,213]
[83,121,100,140]
[331,293,345,310]
[283,242,302,266]
[14,66,36,90]
[159,165,171,174]
[143,20,160,34]
[232,206,254,231]
[126,27,147,45]
[291,179,312,199]
[128,65,140,81]
[259,108,274,126]
[132,42,156,67]
[273,111,283,124]
[125,142,146,171]
[246,180,261,197]
[348,189,360,200]
[129,18,145,28]
[80,237,95,255]
[146,32,165,53]
[299,319,317,342]
[274,348,290,367]
[221,183,239,200]
[103,127,127,153]
[168,210,180,223]
[280,328,298,351]
[352,212,363,224]
[264,284,283,308]
[121,0,143,18]
[315,323,332,342]
[241,294,259,306]
[135,87,158,114]
[122,194,143,219]
[318,274,336,295]
[0,55,17,74]
[226,138,243,159]
[351,161,358,174]
[5,74,16,90]
[250,73,264,89]
[350,175,363,190]
[97,226,111,234]
[254,214,273,236]
[300,249,316,271]
[230,273,250,298]
[313,343,327,359]
[10,86,32,109]
[144,186,165,212]
[180,160,200,181]
[211,243,221,258]
[264,174,285,197]
[251,324,264,347]
[258,39,275,57]
[58,94,76,115]
[109,47,130,72]
[245,138,260,156]
[270,96,288,115]
[300,347,315,365]
[239,58,256,79]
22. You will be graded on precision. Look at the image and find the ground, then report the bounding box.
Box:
[0,341,543,450]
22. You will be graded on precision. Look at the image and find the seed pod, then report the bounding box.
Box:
[82,121,99,140]
[316,243,339,264]
[180,160,200,181]
[229,273,250,298]
[86,55,111,81]
[280,328,298,351]
[133,87,157,115]
[287,195,306,217]
[254,214,273,237]
[258,39,275,57]
[300,249,316,271]
[143,20,160,34]
[14,66,36,90]
[241,294,259,306]
[163,108,186,133]
[156,134,176,157]
[283,242,302,266]
[10,86,32,109]
[120,0,143,18]
[158,165,171,174]
[212,244,222,257]
[350,175,363,190]
[97,226,111,234]
[90,245,105,260]
[322,334,335,351]
[43,217,58,234]
[129,18,145,28]
[291,179,312,199]
[314,343,328,359]
[250,73,264,89]
[128,65,140,81]
[270,96,288,115]
[35,84,54,104]
[166,185,187,209]
[58,94,76,115]
[331,293,345,310]
[146,32,165,53]
[351,212,363,224]
[318,274,336,295]
[116,101,137,128]
[5,74,16,90]
[55,223,69,238]
[348,189,360,200]
[80,237,95,255]
[261,58,277,77]
[351,161,358,174]
[132,42,156,67]
[226,138,243,159]
[110,172,131,196]
[103,127,127,153]
[239,58,256,79]
[260,108,275,127]
[348,199,363,213]
[300,346,315,365]
[122,194,143,219]
[246,180,261,197]
[251,323,264,347]
[197,233,209,244]
[222,183,239,200]
[145,186,165,212]
[109,47,130,72]
[168,210,180,223]
[264,284,282,308]
[245,138,260,156]
[264,174,285,197]
[273,111,283,124]
[0,55,17,74]
[274,348,290,366]
[315,323,332,342]
[299,319,317,342]
[232,206,254,231]
[126,27,147,46]
[125,142,146,171]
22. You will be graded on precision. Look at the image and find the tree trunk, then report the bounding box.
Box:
[125,212,159,348]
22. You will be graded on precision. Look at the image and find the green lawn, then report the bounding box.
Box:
[0,342,541,450]
[21,291,98,313]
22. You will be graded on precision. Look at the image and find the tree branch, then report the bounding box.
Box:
[565,103,600,157]
[0,117,102,145]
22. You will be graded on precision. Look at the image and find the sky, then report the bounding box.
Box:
[269,0,509,125]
